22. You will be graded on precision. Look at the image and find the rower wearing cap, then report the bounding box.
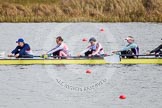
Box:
[146,38,162,57]
[78,37,104,57]
[8,38,33,58]
[112,36,139,58]
[45,36,69,58]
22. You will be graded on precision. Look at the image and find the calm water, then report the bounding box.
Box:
[0,23,162,108]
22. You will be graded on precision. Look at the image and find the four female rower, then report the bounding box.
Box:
[78,37,104,57]
[8,38,33,58]
[146,38,162,57]
[6,36,162,59]
[112,36,139,58]
[45,36,69,58]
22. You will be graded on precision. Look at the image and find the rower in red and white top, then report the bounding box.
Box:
[78,37,105,57]
[46,36,69,58]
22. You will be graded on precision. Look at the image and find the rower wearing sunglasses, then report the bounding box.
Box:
[112,36,139,58]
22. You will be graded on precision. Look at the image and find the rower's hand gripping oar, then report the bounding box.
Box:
[41,54,49,59]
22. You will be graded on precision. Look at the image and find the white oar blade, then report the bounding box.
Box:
[0,51,5,58]
[104,55,120,63]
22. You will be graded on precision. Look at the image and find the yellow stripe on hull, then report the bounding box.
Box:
[120,58,162,64]
[0,59,107,65]
[0,58,162,65]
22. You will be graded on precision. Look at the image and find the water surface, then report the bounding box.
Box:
[0,23,162,108]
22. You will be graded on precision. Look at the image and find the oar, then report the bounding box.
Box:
[34,55,105,59]
[118,54,162,57]
[0,51,5,58]
[104,54,120,63]
[37,54,162,58]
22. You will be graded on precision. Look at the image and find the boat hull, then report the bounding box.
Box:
[120,58,162,64]
[0,59,106,65]
[0,58,162,65]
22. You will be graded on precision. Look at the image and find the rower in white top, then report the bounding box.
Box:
[78,37,105,57]
[43,36,70,59]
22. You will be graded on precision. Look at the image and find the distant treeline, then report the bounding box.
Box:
[0,0,162,22]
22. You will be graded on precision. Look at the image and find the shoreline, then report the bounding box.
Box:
[0,0,162,22]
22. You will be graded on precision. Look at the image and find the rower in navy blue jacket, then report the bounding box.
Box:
[146,38,162,57]
[8,38,33,58]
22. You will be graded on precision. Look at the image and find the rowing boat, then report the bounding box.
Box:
[0,57,162,65]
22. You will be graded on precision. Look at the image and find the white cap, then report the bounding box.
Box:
[125,36,134,41]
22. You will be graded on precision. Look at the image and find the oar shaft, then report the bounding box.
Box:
[33,55,108,59]
[120,54,162,57]
[34,54,162,58]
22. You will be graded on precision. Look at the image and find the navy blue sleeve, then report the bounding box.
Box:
[11,46,19,54]
[19,44,30,56]
[150,44,162,53]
